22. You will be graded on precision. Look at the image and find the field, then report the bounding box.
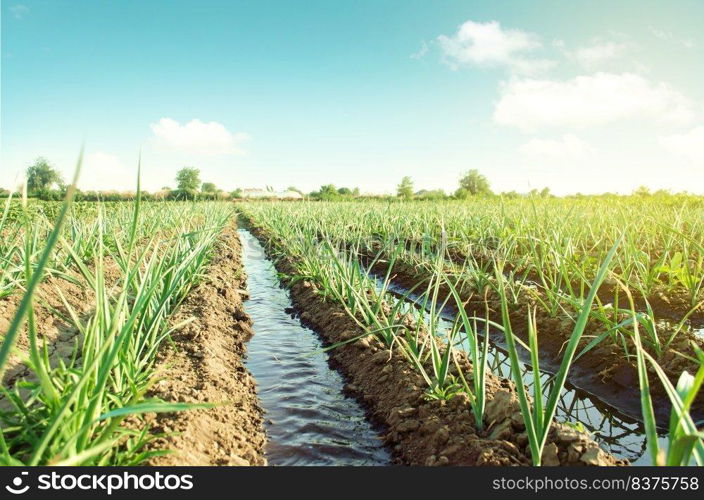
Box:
[1,195,703,466]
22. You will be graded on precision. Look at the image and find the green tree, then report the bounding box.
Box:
[455,169,491,198]
[318,184,338,200]
[201,182,217,193]
[176,167,201,192]
[26,157,62,193]
[396,176,414,199]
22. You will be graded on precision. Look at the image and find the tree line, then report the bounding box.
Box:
[0,157,689,201]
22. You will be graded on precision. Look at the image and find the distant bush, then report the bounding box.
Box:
[414,189,448,201]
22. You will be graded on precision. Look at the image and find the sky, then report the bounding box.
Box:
[1,0,703,195]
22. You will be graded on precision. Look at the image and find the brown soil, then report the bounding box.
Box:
[244,221,624,466]
[444,244,704,324]
[362,255,704,425]
[0,271,94,400]
[144,226,266,466]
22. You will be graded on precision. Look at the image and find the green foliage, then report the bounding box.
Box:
[318,184,339,200]
[455,169,491,197]
[237,198,704,467]
[496,237,621,465]
[201,182,217,193]
[309,184,359,200]
[26,158,63,194]
[396,176,414,199]
[0,177,232,464]
[175,167,201,193]
[414,189,447,201]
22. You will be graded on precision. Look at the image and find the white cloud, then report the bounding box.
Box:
[519,134,593,158]
[9,4,29,19]
[659,126,704,163]
[494,72,696,131]
[572,41,632,69]
[650,27,695,49]
[437,20,554,75]
[410,41,429,60]
[554,35,634,69]
[149,118,250,155]
[80,152,134,191]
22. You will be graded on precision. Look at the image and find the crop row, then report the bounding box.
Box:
[0,189,233,465]
[240,202,703,405]
[238,201,704,466]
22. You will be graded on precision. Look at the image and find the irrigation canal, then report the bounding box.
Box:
[376,278,661,464]
[238,229,662,465]
[239,229,391,466]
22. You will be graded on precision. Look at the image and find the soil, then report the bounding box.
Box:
[1,226,267,466]
[0,270,94,403]
[243,220,624,466]
[444,244,704,324]
[144,225,267,466]
[359,254,704,425]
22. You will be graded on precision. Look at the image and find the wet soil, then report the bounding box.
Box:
[242,221,624,466]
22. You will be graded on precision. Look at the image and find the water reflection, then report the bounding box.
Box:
[378,278,653,463]
[239,230,391,466]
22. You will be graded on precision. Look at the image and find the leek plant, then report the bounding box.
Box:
[0,157,230,465]
[446,279,490,430]
[619,281,704,466]
[494,236,622,465]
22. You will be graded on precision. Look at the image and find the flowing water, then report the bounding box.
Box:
[375,278,657,464]
[239,227,660,465]
[239,230,391,466]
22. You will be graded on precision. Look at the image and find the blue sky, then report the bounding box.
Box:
[2,0,703,195]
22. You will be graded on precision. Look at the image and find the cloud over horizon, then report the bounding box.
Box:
[494,72,696,131]
[79,152,134,191]
[659,126,704,163]
[149,118,251,156]
[519,134,593,159]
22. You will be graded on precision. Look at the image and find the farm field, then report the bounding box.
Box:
[2,195,701,467]
[239,199,704,421]
[236,198,704,466]
[0,198,265,466]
